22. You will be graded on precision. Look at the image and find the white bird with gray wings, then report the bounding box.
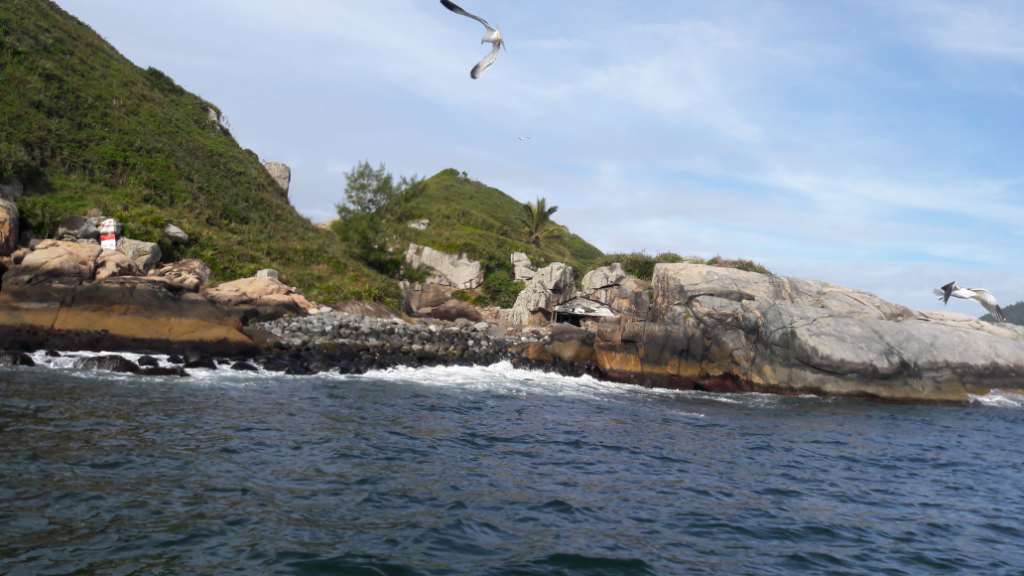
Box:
[934,281,1006,322]
[441,0,504,79]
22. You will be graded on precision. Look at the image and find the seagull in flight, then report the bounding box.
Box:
[441,0,504,79]
[934,281,1007,322]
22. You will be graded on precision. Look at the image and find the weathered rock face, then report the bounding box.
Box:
[148,259,211,292]
[429,299,483,322]
[405,244,483,290]
[510,262,575,326]
[255,269,279,281]
[263,162,291,198]
[588,263,1024,401]
[0,199,18,257]
[582,263,626,292]
[402,282,454,315]
[116,238,162,272]
[580,263,650,318]
[95,250,141,282]
[163,223,189,244]
[205,276,314,318]
[511,252,535,281]
[2,240,102,290]
[0,276,257,356]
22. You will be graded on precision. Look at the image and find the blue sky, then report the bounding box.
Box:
[57,0,1024,313]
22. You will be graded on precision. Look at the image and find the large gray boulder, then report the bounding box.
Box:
[116,238,162,272]
[0,199,18,256]
[591,263,1024,401]
[509,262,575,326]
[263,162,291,198]
[580,263,650,318]
[404,243,483,290]
[511,252,535,281]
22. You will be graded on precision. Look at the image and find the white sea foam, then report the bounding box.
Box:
[357,362,707,417]
[16,352,821,412]
[969,390,1024,408]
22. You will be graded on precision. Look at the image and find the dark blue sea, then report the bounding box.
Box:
[2,353,1023,575]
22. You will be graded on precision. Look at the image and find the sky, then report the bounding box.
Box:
[57,0,1024,313]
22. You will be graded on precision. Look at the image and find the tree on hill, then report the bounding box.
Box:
[334,161,421,277]
[521,198,559,247]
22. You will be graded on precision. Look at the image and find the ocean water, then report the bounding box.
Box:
[1,355,1023,575]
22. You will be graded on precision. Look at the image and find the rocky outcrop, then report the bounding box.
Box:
[404,244,483,290]
[94,250,140,282]
[263,162,291,198]
[0,199,17,257]
[584,264,1024,401]
[0,276,256,356]
[2,240,102,291]
[255,269,279,281]
[580,263,650,318]
[428,299,483,322]
[148,259,211,292]
[407,219,430,231]
[116,238,162,272]
[510,262,575,326]
[205,275,315,318]
[511,252,535,281]
[401,282,453,316]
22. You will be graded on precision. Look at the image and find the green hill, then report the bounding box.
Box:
[394,169,603,271]
[0,0,399,304]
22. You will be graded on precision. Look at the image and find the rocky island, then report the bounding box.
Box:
[2,0,1022,403]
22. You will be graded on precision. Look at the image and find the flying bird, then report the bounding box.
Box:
[934,281,1007,322]
[516,136,531,143]
[441,0,504,79]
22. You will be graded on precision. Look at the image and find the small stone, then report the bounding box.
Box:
[74,355,140,374]
[231,361,259,372]
[163,223,189,244]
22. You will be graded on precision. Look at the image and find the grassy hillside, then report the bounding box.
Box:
[0,0,399,304]
[394,169,603,271]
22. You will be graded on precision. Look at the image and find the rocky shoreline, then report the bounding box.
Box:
[2,216,1023,402]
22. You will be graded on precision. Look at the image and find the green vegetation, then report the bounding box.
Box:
[0,0,399,305]
[584,252,771,281]
[393,169,604,272]
[521,197,559,247]
[1,0,770,311]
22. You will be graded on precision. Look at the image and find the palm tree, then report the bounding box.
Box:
[521,197,559,247]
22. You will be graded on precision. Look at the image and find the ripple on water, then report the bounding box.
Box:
[1,364,1024,575]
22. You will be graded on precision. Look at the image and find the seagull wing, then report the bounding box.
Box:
[470,41,501,79]
[441,0,494,32]
[937,281,956,304]
[969,289,1007,321]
